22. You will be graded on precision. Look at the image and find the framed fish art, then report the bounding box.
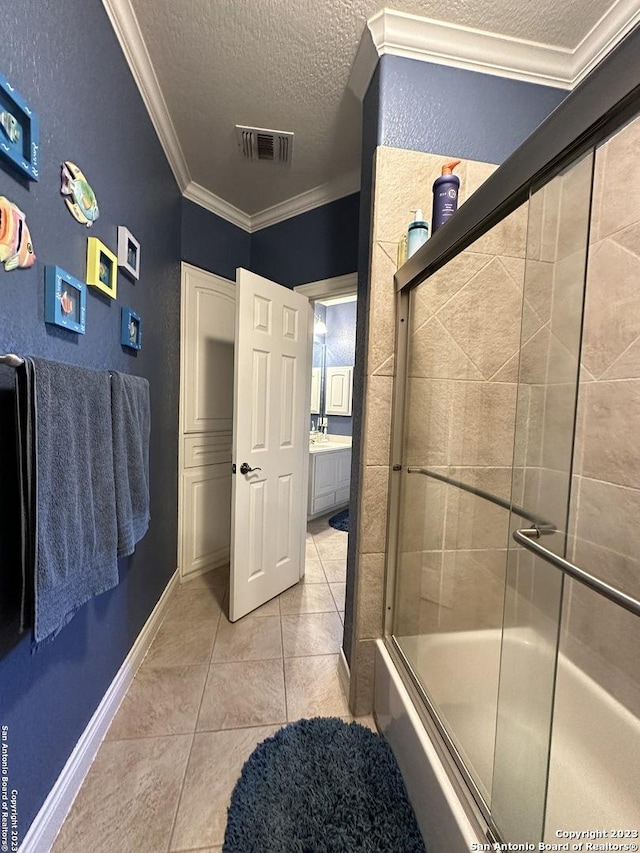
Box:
[44,266,87,334]
[61,161,99,227]
[117,226,140,280]
[0,73,39,181]
[86,237,117,299]
[0,196,36,271]
[121,307,142,350]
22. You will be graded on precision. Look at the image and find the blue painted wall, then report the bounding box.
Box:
[378,55,567,162]
[0,1,241,843]
[182,198,250,280]
[325,301,356,437]
[344,58,568,665]
[250,193,359,287]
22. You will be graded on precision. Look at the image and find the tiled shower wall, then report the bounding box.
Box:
[395,201,533,637]
[348,147,497,712]
[562,113,640,717]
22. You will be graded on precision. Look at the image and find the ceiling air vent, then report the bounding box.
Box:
[235,125,294,164]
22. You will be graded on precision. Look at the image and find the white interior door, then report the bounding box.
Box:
[230,268,311,621]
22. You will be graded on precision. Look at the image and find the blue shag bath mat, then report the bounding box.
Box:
[328,507,349,532]
[223,717,427,853]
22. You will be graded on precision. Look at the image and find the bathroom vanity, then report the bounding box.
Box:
[308,438,351,519]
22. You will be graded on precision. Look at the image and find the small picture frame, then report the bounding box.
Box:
[121,307,142,350]
[86,237,117,299]
[117,226,140,280]
[44,266,87,334]
[0,72,39,181]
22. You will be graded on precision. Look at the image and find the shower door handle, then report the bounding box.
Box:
[512,527,640,618]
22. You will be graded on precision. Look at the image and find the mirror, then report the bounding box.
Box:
[309,296,356,433]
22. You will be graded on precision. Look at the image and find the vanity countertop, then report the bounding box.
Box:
[309,436,352,454]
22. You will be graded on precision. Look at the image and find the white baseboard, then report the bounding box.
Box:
[19,570,179,853]
[338,647,351,704]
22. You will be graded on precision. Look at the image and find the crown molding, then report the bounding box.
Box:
[250,170,361,232]
[183,181,252,232]
[349,6,640,101]
[183,171,360,233]
[571,0,640,85]
[101,0,190,190]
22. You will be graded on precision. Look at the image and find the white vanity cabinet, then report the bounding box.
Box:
[308,445,351,519]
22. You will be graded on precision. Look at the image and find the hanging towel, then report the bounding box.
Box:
[110,371,150,557]
[19,357,119,643]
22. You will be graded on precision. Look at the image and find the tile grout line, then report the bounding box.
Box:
[166,580,227,851]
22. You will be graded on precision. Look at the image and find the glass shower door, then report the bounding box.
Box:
[491,150,594,842]
[392,199,531,809]
[391,148,595,839]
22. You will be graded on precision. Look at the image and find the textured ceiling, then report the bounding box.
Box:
[129,0,616,215]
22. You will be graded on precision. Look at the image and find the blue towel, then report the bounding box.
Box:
[23,358,119,643]
[110,371,150,557]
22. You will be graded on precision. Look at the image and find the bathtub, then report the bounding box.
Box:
[374,630,640,850]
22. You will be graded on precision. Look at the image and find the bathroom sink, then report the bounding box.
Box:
[309,438,352,453]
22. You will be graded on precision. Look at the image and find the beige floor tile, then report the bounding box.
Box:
[178,849,221,853]
[170,727,279,850]
[321,559,347,583]
[197,659,286,731]
[163,585,222,623]
[281,612,344,657]
[305,540,320,562]
[246,595,280,617]
[284,654,350,720]
[212,614,282,662]
[307,515,334,535]
[279,582,336,615]
[53,734,191,853]
[145,617,218,668]
[107,665,208,740]
[329,582,346,611]
[315,536,348,562]
[181,565,229,597]
[301,557,326,583]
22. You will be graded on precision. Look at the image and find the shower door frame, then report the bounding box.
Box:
[382,20,640,846]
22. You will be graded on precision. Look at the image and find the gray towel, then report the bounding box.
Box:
[110,371,150,557]
[22,357,119,643]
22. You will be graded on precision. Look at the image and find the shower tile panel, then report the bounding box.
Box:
[592,112,640,242]
[579,379,640,488]
[580,238,640,379]
[469,201,528,259]
[409,316,483,380]
[362,374,393,467]
[415,251,490,315]
[435,258,525,378]
[447,381,518,467]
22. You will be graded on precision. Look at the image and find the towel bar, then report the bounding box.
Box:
[0,353,24,366]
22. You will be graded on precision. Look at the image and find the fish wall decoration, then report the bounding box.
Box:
[0,196,36,271]
[60,161,99,227]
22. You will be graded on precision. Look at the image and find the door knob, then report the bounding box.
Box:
[240,462,262,475]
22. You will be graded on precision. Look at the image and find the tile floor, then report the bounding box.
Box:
[53,514,372,853]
